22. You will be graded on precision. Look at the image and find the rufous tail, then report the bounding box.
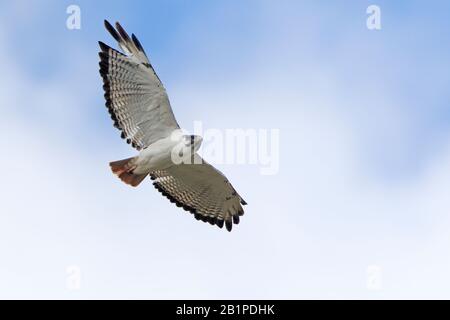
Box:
[109,157,148,187]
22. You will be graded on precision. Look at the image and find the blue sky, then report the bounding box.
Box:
[1,0,450,299]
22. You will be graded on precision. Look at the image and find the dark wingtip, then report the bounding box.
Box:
[98,41,110,52]
[240,199,247,205]
[104,19,121,42]
[132,34,143,51]
[207,216,216,226]
[115,21,131,43]
[225,220,233,232]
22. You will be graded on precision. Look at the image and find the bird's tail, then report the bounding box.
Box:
[109,157,148,187]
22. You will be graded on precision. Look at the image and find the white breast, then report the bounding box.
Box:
[133,130,184,174]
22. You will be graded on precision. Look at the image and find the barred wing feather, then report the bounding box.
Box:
[150,155,247,232]
[98,20,179,150]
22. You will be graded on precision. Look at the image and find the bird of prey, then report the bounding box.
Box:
[98,20,246,231]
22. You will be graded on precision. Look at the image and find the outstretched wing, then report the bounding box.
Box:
[150,155,247,232]
[99,20,179,150]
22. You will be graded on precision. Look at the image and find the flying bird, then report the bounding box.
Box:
[98,20,246,231]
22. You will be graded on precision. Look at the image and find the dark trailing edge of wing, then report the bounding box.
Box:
[98,40,142,151]
[150,174,244,232]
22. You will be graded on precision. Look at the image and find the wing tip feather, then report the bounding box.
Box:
[132,33,146,54]
[115,21,132,44]
[104,19,121,42]
[225,220,233,232]
[98,41,109,52]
